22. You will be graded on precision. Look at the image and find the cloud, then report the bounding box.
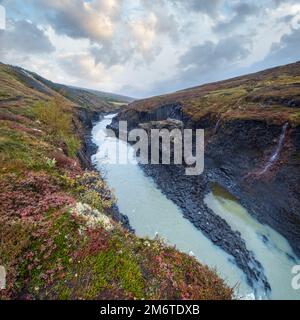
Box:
[58,53,107,82]
[90,7,180,67]
[140,0,180,41]
[178,35,252,85]
[172,0,223,17]
[90,42,130,67]
[213,2,260,34]
[135,34,253,97]
[0,19,55,57]
[257,26,300,68]
[29,0,138,67]
[277,14,297,24]
[29,0,181,67]
[89,12,162,67]
[57,51,128,93]
[34,0,121,42]
[273,0,296,6]
[130,13,158,55]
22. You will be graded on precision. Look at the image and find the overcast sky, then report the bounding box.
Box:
[0,0,299,98]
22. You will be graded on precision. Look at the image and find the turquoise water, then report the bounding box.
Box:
[205,185,300,300]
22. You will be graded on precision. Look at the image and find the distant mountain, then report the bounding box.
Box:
[27,74,135,109]
[1,63,134,112]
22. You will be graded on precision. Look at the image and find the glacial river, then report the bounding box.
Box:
[91,114,300,300]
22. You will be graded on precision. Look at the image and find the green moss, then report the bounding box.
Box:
[0,127,27,153]
[58,287,72,300]
[84,249,145,299]
[51,212,76,266]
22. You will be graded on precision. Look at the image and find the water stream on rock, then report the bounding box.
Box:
[214,118,222,134]
[259,123,289,175]
[91,114,299,300]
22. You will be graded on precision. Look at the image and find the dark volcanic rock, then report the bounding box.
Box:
[107,103,188,133]
[75,107,102,170]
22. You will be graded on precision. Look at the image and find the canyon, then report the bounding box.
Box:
[1,60,300,299]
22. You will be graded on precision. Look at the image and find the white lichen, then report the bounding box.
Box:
[73,202,114,231]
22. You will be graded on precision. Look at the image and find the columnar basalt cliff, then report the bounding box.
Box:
[75,107,101,170]
[109,62,300,294]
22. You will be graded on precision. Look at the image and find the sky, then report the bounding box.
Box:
[0,0,299,99]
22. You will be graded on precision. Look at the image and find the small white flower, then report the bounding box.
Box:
[144,241,151,247]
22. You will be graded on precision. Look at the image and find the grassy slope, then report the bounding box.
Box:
[0,62,232,300]
[129,61,300,125]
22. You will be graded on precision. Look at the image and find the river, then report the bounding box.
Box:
[91,114,300,300]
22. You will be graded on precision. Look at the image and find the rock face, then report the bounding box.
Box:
[138,118,184,132]
[109,103,300,296]
[108,103,187,133]
[75,107,102,170]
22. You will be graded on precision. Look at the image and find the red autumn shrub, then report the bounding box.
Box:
[73,227,110,259]
[0,172,75,219]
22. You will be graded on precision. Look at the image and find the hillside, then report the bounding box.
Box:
[0,62,232,300]
[0,63,134,113]
[127,61,300,125]
[22,70,135,110]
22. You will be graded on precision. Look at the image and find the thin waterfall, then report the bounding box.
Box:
[259,123,289,175]
[214,118,222,134]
